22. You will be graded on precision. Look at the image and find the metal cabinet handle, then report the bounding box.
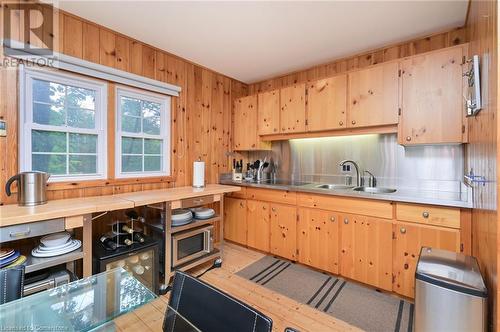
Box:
[406,136,412,141]
[9,228,31,238]
[422,211,430,218]
[400,227,406,234]
[351,120,356,125]
[272,207,276,212]
[263,206,266,210]
[344,218,349,224]
[330,216,335,222]
[239,202,244,208]
[339,121,343,126]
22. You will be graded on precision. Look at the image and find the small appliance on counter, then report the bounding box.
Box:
[93,235,159,294]
[5,171,50,206]
[415,247,487,331]
[232,159,243,181]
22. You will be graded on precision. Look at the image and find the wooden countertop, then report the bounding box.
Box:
[0,184,240,227]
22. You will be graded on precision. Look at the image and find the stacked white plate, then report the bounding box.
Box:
[171,209,193,227]
[191,207,216,220]
[32,232,82,258]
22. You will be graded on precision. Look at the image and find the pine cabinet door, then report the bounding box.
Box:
[393,221,460,298]
[247,200,271,252]
[223,197,247,245]
[258,89,280,135]
[348,62,399,128]
[399,47,464,145]
[297,208,339,274]
[340,214,393,291]
[307,75,347,131]
[270,203,297,260]
[280,84,306,133]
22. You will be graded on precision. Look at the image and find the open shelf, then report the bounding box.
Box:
[25,248,84,274]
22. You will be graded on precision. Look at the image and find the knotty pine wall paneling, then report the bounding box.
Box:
[465,0,498,329]
[248,27,467,94]
[0,8,247,204]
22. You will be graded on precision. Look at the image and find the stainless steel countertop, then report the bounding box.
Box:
[219,178,473,208]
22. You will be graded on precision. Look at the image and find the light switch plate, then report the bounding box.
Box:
[0,120,6,137]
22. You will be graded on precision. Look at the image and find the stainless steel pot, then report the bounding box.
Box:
[5,172,50,206]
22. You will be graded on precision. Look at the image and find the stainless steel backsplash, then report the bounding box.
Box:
[247,134,465,192]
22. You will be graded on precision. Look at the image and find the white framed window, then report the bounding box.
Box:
[19,66,108,182]
[115,86,171,178]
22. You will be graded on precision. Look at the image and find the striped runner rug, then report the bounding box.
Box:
[237,255,414,332]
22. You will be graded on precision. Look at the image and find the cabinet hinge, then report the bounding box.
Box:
[398,108,402,116]
[462,125,466,133]
[392,231,396,240]
[398,69,402,77]
[460,243,464,252]
[462,56,466,65]
[305,119,308,126]
[296,214,299,222]
[296,249,299,255]
[392,275,396,284]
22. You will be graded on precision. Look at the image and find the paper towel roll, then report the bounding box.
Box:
[193,161,205,188]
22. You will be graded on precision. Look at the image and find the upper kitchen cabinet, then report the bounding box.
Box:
[280,83,306,133]
[399,46,465,145]
[258,89,280,135]
[233,95,271,151]
[307,75,347,132]
[348,62,399,128]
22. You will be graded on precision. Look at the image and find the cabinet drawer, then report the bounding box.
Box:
[396,203,461,229]
[247,188,296,205]
[226,187,247,199]
[297,193,393,219]
[180,195,215,208]
[0,218,65,243]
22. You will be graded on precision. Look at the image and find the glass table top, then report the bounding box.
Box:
[0,268,157,332]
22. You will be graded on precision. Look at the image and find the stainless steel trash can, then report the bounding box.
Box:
[415,247,487,332]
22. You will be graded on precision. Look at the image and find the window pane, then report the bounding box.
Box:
[122,115,142,133]
[142,101,161,118]
[32,154,66,175]
[144,139,162,154]
[122,137,143,154]
[69,133,97,153]
[144,156,161,172]
[69,155,97,174]
[121,97,141,117]
[67,86,95,109]
[33,103,65,126]
[33,79,65,105]
[143,116,161,135]
[67,108,95,129]
[32,130,66,153]
[122,155,142,172]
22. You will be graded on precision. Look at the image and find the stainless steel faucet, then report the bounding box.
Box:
[364,170,376,187]
[339,160,362,187]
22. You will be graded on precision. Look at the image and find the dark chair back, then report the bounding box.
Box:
[0,265,25,304]
[163,271,272,332]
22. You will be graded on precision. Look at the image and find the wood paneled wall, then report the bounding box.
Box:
[0,5,248,205]
[248,27,467,94]
[465,0,498,329]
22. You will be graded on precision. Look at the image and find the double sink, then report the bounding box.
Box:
[314,184,397,194]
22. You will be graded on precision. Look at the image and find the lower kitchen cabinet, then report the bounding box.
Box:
[223,197,247,245]
[247,200,270,252]
[340,214,393,291]
[270,203,297,260]
[297,208,339,274]
[393,221,461,298]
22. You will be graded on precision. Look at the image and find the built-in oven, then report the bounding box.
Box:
[171,225,214,267]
